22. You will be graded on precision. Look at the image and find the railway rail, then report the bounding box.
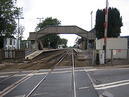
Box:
[25,49,77,97]
[25,50,69,97]
[0,49,128,97]
[0,49,99,97]
[0,49,75,97]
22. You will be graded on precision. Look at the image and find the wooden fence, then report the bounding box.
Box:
[0,49,25,60]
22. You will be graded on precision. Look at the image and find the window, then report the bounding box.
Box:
[13,39,15,45]
[10,38,12,45]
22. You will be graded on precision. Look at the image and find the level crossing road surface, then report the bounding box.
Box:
[0,67,129,97]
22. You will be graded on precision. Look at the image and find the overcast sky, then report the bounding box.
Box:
[17,0,129,46]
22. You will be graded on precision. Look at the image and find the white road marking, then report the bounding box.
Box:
[14,94,25,97]
[38,69,50,72]
[96,81,129,90]
[0,66,128,75]
[0,72,47,78]
[0,71,20,75]
[0,68,99,78]
[0,72,35,97]
[79,86,90,90]
[0,70,35,75]
[84,67,129,72]
[95,79,129,88]
[85,68,129,90]
[0,69,93,78]
[52,71,71,74]
[0,75,9,78]
[33,92,48,96]
[84,68,103,71]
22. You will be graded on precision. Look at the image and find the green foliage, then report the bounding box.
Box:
[40,34,68,49]
[58,38,68,48]
[0,0,21,36]
[95,7,123,39]
[36,17,61,31]
[36,17,67,49]
[40,34,60,49]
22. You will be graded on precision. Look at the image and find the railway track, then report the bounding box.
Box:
[0,49,73,97]
[24,49,77,97]
[25,49,73,97]
[0,49,100,97]
[0,49,85,97]
[20,49,67,70]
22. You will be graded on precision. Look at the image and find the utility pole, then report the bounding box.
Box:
[90,11,95,65]
[16,17,24,49]
[90,11,93,29]
[104,0,109,64]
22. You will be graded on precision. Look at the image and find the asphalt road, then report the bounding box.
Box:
[0,67,129,97]
[88,68,129,97]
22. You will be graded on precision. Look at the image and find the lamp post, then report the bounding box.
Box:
[16,17,24,49]
[104,0,109,64]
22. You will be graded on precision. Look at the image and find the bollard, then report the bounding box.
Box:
[96,50,100,65]
[111,49,113,65]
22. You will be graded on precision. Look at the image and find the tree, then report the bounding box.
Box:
[36,17,61,31]
[58,38,68,48]
[0,0,21,49]
[40,34,60,49]
[95,7,123,39]
[0,0,21,36]
[36,17,63,49]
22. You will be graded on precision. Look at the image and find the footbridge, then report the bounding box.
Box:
[28,25,95,49]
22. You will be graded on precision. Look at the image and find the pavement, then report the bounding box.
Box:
[25,49,64,60]
[0,67,129,97]
[25,50,44,60]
